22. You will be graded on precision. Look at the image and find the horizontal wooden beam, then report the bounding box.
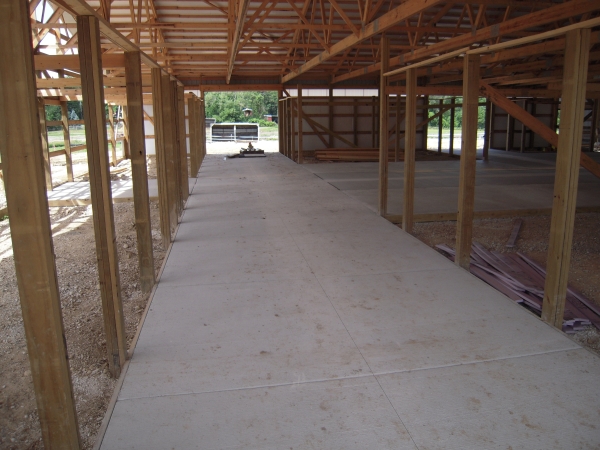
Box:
[36,75,152,88]
[384,47,470,78]
[35,54,126,70]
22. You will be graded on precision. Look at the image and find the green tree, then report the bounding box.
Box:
[204,91,279,122]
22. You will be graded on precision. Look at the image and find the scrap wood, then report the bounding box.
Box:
[435,242,600,333]
[505,219,523,248]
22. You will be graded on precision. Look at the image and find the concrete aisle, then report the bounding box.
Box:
[100,153,600,450]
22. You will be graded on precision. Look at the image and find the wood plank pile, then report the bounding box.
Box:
[314,148,402,162]
[436,242,600,334]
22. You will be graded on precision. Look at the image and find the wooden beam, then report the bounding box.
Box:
[403,68,417,232]
[226,0,251,84]
[188,96,199,177]
[455,54,480,270]
[168,80,183,219]
[177,85,189,203]
[151,68,172,250]
[281,0,443,83]
[297,87,304,164]
[60,101,74,181]
[480,82,600,179]
[0,0,81,446]
[78,14,126,377]
[332,0,600,84]
[37,98,53,191]
[378,37,389,216]
[384,47,470,78]
[125,51,155,294]
[542,29,590,328]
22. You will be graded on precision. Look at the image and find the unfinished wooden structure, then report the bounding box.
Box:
[1,0,600,447]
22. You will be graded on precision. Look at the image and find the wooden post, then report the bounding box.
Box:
[449,97,455,156]
[188,96,199,177]
[78,15,126,377]
[38,99,53,190]
[542,29,590,329]
[372,96,377,148]
[0,0,81,445]
[278,90,283,154]
[177,85,188,204]
[483,99,491,161]
[353,98,358,146]
[328,88,334,148]
[422,95,429,151]
[60,101,74,181]
[163,77,180,226]
[438,99,444,153]
[403,68,417,232]
[519,101,527,153]
[377,37,390,216]
[199,92,206,163]
[396,96,402,162]
[125,51,155,294]
[506,103,515,151]
[108,105,117,166]
[528,101,537,149]
[455,54,480,269]
[151,69,172,250]
[169,81,183,216]
[589,99,600,153]
[297,87,303,164]
[291,95,297,162]
[121,105,131,160]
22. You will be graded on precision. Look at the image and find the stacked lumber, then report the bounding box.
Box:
[436,242,600,334]
[314,148,402,162]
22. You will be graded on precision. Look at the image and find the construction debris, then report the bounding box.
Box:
[436,242,600,334]
[505,218,523,248]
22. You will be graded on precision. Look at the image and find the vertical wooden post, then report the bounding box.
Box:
[151,68,172,250]
[177,85,188,204]
[542,29,590,329]
[163,77,179,227]
[297,87,304,164]
[455,54,480,270]
[396,96,402,162]
[169,81,183,216]
[506,104,515,151]
[519,101,527,153]
[403,68,417,232]
[438,99,444,154]
[188,96,199,176]
[372,96,377,148]
[125,51,155,294]
[482,99,491,161]
[0,0,81,445]
[61,101,74,181]
[199,92,206,163]
[353,98,358,146]
[278,90,283,154]
[449,97,455,156]
[377,37,390,216]
[589,99,599,152]
[121,105,131,160]
[38,99,53,190]
[422,95,429,151]
[528,101,537,148]
[328,88,334,148]
[78,14,126,377]
[108,104,118,166]
[291,95,297,162]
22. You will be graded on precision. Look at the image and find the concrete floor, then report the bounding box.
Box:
[305,149,600,215]
[99,153,600,449]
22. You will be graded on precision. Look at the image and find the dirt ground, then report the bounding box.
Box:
[410,213,600,355]
[0,158,165,449]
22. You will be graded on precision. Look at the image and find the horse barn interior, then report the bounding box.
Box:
[2,0,600,448]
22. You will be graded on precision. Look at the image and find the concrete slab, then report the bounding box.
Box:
[99,153,600,450]
[304,149,600,215]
